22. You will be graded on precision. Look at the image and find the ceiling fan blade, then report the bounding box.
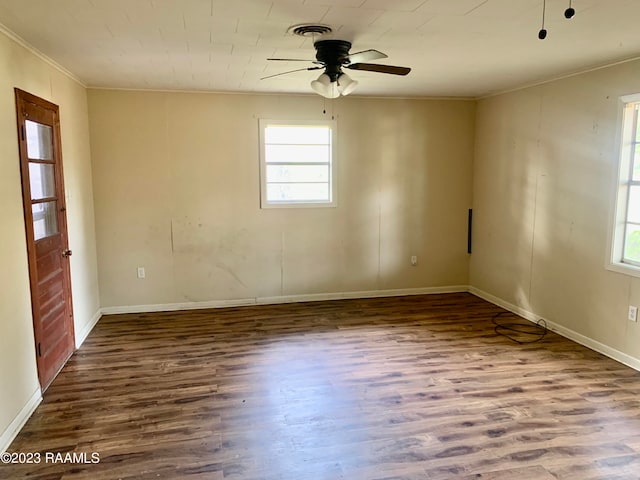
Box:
[261,66,322,80]
[345,49,387,64]
[346,63,411,76]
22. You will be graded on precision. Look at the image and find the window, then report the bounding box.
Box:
[609,95,640,276]
[259,119,336,208]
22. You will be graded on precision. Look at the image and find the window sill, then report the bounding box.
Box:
[607,261,640,279]
[260,201,337,209]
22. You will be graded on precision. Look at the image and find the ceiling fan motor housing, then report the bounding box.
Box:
[314,40,352,81]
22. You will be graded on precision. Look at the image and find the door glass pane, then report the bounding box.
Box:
[32,201,58,240]
[25,120,53,160]
[28,163,55,200]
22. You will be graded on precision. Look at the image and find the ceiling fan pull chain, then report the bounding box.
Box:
[538,0,548,39]
[565,0,576,19]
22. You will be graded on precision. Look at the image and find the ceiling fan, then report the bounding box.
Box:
[262,39,411,98]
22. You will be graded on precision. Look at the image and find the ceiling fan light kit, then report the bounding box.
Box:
[311,72,358,98]
[311,73,339,98]
[337,73,358,96]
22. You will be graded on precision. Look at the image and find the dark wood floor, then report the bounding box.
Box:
[3,293,640,480]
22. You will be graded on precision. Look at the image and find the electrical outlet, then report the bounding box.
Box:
[411,255,418,266]
[137,267,145,279]
[629,305,637,322]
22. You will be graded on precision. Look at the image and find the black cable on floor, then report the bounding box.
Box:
[492,311,548,344]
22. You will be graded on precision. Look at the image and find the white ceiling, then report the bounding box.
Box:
[0,0,639,97]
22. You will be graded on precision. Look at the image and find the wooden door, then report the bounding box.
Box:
[15,89,75,391]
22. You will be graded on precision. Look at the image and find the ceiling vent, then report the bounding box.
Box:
[287,24,333,37]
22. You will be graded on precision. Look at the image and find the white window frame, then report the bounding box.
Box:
[607,93,640,277]
[259,119,337,209]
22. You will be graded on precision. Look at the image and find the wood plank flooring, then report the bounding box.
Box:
[2,293,640,479]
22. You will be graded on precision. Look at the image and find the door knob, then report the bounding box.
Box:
[62,249,72,257]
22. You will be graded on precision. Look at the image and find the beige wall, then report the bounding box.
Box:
[471,59,640,359]
[0,30,100,448]
[88,90,475,307]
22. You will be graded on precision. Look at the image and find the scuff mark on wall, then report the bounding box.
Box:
[170,219,175,253]
[215,262,247,289]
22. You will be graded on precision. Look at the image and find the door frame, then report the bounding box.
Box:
[15,88,75,391]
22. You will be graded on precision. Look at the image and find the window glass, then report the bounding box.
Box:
[265,126,330,145]
[614,100,640,269]
[260,120,335,207]
[624,225,640,264]
[628,186,640,224]
[32,201,58,240]
[28,162,56,200]
[265,145,330,164]
[266,165,329,183]
[25,120,53,161]
[267,183,330,202]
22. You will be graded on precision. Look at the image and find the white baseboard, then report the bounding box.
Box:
[468,286,640,372]
[0,388,41,454]
[100,285,470,315]
[75,309,102,349]
[101,297,257,315]
[257,286,468,304]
